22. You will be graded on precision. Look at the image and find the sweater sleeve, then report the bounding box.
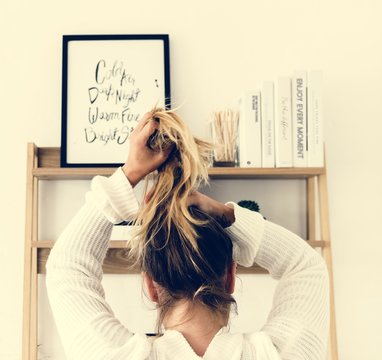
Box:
[225,202,330,360]
[45,167,151,360]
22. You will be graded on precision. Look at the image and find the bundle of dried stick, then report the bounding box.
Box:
[210,109,239,164]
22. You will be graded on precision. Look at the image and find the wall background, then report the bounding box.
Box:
[2,0,382,359]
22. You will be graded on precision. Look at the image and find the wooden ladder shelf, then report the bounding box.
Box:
[22,143,339,359]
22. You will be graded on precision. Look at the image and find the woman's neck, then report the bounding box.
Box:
[162,301,227,356]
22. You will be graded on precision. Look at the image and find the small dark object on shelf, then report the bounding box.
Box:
[212,161,236,167]
[238,200,260,213]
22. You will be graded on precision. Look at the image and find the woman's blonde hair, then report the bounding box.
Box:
[130,107,213,258]
[129,107,236,331]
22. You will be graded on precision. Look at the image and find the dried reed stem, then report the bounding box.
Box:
[210,109,239,163]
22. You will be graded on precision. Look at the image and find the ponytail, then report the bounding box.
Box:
[129,108,213,259]
[128,108,236,330]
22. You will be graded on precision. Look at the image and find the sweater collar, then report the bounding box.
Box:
[153,327,243,360]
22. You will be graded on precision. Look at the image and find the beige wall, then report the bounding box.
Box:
[2,0,382,359]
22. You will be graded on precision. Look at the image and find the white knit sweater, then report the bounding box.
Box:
[45,168,329,360]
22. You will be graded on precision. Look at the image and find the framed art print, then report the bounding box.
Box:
[61,34,171,167]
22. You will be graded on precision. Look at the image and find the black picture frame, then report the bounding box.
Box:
[61,34,171,167]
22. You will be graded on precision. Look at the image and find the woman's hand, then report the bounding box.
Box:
[122,113,173,187]
[187,191,235,228]
[143,186,235,228]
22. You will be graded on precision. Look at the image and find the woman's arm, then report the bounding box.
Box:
[225,203,329,360]
[46,113,172,359]
[189,193,329,359]
[45,168,146,359]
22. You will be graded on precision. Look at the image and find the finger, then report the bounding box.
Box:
[140,120,159,144]
[133,112,153,134]
[154,143,175,169]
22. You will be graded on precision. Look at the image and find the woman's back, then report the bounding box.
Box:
[45,173,328,359]
[45,110,329,359]
[149,328,280,360]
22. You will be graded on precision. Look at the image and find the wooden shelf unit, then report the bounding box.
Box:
[23,143,338,360]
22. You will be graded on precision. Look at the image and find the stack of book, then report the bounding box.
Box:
[238,70,323,168]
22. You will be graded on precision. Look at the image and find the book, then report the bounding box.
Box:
[261,81,275,167]
[292,71,308,167]
[307,70,324,167]
[275,77,293,167]
[110,223,135,240]
[238,91,262,167]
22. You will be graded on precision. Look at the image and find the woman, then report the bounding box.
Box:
[46,110,329,359]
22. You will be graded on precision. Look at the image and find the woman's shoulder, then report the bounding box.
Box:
[243,331,281,359]
[145,330,281,360]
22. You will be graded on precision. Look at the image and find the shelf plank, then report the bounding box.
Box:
[36,239,328,274]
[37,248,268,275]
[38,248,140,274]
[207,167,324,179]
[32,240,328,249]
[33,166,325,180]
[33,146,324,179]
[32,240,130,248]
[33,168,118,179]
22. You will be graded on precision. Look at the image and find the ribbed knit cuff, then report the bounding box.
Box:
[85,167,139,224]
[224,202,265,267]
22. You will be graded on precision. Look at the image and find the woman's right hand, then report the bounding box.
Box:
[187,191,235,228]
[122,112,173,187]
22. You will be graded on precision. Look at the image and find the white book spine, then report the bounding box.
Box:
[275,77,293,167]
[308,70,324,167]
[292,71,308,167]
[261,81,275,167]
[110,225,135,240]
[238,91,262,167]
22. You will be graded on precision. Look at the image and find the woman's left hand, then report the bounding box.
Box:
[122,113,173,187]
[187,191,235,228]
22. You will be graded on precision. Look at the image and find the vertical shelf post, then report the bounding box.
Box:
[318,172,339,360]
[22,143,39,360]
[307,176,317,241]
